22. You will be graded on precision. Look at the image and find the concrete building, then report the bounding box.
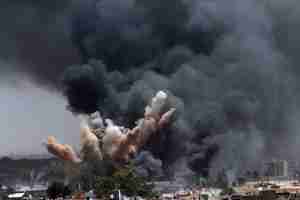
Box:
[153,181,185,193]
[265,160,288,177]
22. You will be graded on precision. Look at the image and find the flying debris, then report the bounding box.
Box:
[45,91,176,166]
[45,136,82,163]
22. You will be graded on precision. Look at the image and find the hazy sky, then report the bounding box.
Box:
[0,0,81,156]
[0,64,79,156]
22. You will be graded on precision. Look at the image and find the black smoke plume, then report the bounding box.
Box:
[0,0,81,88]
[62,0,300,181]
[4,0,300,182]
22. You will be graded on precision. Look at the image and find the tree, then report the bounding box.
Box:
[63,185,72,198]
[192,176,208,187]
[220,187,235,196]
[47,182,64,199]
[215,169,228,189]
[95,163,157,199]
[47,181,72,199]
[95,176,116,199]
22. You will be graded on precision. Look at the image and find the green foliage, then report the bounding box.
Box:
[47,181,64,199]
[95,163,157,199]
[220,187,236,196]
[215,169,229,189]
[95,176,116,199]
[192,176,208,187]
[47,181,72,199]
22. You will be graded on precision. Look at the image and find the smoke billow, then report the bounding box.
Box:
[3,0,300,182]
[46,136,82,163]
[134,151,163,178]
[79,116,103,161]
[59,0,300,181]
[0,0,80,88]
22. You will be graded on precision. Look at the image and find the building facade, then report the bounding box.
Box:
[265,160,288,177]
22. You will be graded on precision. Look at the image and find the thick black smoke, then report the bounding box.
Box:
[0,0,85,158]
[0,0,80,88]
[70,0,221,68]
[4,0,300,182]
[61,0,300,181]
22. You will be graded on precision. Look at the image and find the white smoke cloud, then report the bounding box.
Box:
[79,115,103,161]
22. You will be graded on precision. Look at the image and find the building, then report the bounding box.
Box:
[9,184,47,199]
[7,192,30,200]
[265,160,288,177]
[153,181,185,193]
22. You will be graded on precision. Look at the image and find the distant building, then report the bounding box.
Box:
[7,192,30,200]
[265,160,288,177]
[152,181,185,193]
[12,184,47,199]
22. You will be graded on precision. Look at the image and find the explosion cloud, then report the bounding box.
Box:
[46,136,81,163]
[79,117,103,161]
[60,0,300,180]
[46,91,176,167]
[4,0,300,183]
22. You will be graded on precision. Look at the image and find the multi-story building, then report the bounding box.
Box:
[265,160,288,177]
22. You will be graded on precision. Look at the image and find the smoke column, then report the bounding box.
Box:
[62,0,300,181]
[3,0,300,182]
[46,91,176,169]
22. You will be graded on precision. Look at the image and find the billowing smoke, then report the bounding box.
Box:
[46,91,176,170]
[46,136,82,163]
[79,116,103,161]
[3,0,300,183]
[134,151,163,178]
[60,0,300,181]
[0,0,80,88]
